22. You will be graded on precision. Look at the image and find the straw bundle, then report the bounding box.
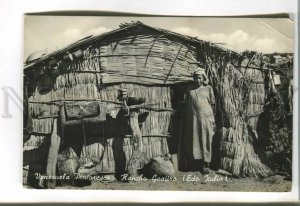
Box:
[216,62,272,178]
[29,91,60,117]
[29,103,59,118]
[219,123,272,177]
[54,72,99,90]
[244,67,265,81]
[244,69,266,131]
[32,118,54,134]
[57,147,79,185]
[221,157,243,176]
[64,84,99,100]
[240,142,272,178]
[247,85,265,112]
[64,58,102,72]
[28,87,64,121]
[23,134,45,151]
[79,138,115,173]
[79,141,106,164]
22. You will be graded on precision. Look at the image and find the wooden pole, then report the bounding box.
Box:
[127,111,143,177]
[129,112,143,152]
[144,35,164,68]
[46,118,61,188]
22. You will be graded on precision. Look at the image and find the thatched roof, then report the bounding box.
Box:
[24,21,238,70]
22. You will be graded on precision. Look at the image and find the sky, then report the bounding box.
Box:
[24,16,294,60]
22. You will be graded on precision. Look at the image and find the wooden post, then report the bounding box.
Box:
[171,154,178,172]
[46,118,61,188]
[127,111,143,177]
[129,111,143,152]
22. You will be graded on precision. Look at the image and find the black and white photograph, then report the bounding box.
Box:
[23,16,294,192]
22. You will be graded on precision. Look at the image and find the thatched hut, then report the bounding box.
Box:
[23,21,293,187]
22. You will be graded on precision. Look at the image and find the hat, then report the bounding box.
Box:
[193,67,205,75]
[193,67,209,84]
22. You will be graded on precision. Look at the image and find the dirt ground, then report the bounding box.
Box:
[54,171,291,192]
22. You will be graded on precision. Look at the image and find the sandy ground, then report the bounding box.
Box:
[52,171,291,192]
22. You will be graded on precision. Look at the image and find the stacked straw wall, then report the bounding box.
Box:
[28,77,173,174]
